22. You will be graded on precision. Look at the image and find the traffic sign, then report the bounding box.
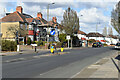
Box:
[50,30,55,35]
[66,35,70,40]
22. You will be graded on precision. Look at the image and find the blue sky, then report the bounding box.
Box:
[0,0,119,35]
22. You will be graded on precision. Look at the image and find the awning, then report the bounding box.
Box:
[81,38,86,40]
[100,40,106,42]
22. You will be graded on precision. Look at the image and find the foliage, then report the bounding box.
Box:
[27,37,32,45]
[56,42,63,48]
[59,34,67,42]
[2,40,17,51]
[7,25,26,37]
[61,7,80,35]
[103,43,108,47]
[88,39,96,43]
[111,1,120,34]
[37,40,43,46]
[19,41,24,45]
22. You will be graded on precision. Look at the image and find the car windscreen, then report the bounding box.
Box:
[116,43,120,46]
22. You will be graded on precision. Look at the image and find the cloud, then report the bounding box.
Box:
[0,1,119,35]
[78,7,112,34]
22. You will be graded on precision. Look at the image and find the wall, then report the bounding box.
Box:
[1,22,28,40]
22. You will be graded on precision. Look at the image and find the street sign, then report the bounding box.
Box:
[50,30,55,35]
[66,35,70,40]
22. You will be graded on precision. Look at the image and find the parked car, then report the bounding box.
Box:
[115,42,120,49]
[92,42,102,47]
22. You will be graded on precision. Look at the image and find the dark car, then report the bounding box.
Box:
[92,42,102,47]
[115,42,120,49]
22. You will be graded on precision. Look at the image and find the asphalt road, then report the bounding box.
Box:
[2,47,118,78]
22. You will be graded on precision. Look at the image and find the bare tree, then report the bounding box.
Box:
[108,27,113,35]
[102,27,107,36]
[111,1,120,34]
[7,25,26,39]
[61,7,80,35]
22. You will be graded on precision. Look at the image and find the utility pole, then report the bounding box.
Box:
[96,22,100,41]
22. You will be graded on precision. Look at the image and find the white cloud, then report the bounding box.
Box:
[0,3,7,18]
[78,8,110,24]
[78,7,113,34]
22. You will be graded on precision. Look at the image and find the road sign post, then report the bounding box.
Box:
[31,44,37,52]
[66,35,70,48]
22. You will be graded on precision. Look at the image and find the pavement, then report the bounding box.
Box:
[71,51,120,79]
[0,47,74,56]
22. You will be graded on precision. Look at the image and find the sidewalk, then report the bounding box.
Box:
[0,47,80,56]
[73,51,119,78]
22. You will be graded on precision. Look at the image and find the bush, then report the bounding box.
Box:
[88,39,96,43]
[27,37,31,45]
[57,42,62,48]
[19,41,24,45]
[2,40,17,51]
[59,34,67,42]
[37,40,43,46]
[103,43,108,47]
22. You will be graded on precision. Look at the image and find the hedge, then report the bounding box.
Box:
[2,40,17,51]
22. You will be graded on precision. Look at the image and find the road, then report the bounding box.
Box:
[2,47,117,78]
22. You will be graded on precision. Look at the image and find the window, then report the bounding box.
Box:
[25,23,27,30]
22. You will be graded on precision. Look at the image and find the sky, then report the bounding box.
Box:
[0,0,119,35]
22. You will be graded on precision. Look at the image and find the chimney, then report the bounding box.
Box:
[37,12,42,18]
[16,6,23,13]
[52,17,57,23]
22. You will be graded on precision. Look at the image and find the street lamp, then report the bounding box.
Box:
[47,3,55,49]
[80,15,83,31]
[47,2,55,21]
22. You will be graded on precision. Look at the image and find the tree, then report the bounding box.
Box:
[7,25,26,37]
[102,27,107,36]
[111,1,120,34]
[61,7,80,35]
[108,27,113,35]
[59,34,67,42]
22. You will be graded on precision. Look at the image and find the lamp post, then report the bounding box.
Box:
[47,3,55,49]
[47,3,55,21]
[80,15,83,30]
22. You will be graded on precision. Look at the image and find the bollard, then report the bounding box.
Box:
[61,47,64,52]
[51,46,54,54]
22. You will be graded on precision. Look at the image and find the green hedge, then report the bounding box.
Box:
[2,40,17,51]
[27,37,32,45]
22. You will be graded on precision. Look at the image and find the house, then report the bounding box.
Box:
[105,35,119,45]
[0,6,29,43]
[26,12,52,41]
[86,32,105,43]
[48,17,63,42]
[77,30,87,40]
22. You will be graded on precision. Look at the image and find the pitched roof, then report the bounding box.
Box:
[0,11,27,22]
[77,30,86,35]
[26,18,34,23]
[48,21,63,29]
[6,13,33,18]
[86,32,104,37]
[35,17,48,24]
[108,35,118,39]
